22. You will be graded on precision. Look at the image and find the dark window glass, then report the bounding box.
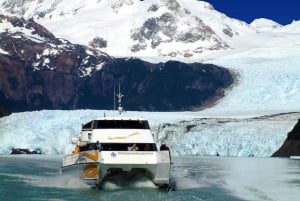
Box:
[93,120,150,129]
[82,121,93,130]
[80,143,157,151]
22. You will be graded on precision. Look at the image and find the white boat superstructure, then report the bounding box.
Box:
[62,116,172,188]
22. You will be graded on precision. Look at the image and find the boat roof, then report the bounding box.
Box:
[93,116,148,121]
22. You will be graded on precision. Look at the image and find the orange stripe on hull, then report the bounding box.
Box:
[80,163,99,179]
[83,150,99,161]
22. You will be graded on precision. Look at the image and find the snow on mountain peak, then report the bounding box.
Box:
[274,20,300,33]
[250,18,282,32]
[1,0,300,60]
[0,0,251,58]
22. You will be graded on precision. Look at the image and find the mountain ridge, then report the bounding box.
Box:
[0,0,253,58]
[1,0,299,59]
[1,0,300,115]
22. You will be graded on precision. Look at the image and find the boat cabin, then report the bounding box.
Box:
[75,118,157,152]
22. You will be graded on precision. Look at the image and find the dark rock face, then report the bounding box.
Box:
[272,120,300,157]
[0,100,10,117]
[0,15,234,115]
[80,59,233,111]
[0,15,110,114]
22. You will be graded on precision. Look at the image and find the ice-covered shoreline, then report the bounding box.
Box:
[0,109,299,156]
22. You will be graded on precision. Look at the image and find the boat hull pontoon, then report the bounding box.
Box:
[63,149,171,187]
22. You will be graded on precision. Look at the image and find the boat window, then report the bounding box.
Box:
[79,143,157,151]
[82,121,93,130]
[80,143,96,152]
[93,120,150,129]
[102,143,157,151]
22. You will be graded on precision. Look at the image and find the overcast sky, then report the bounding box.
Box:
[202,0,300,25]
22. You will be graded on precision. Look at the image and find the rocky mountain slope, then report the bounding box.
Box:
[273,118,300,157]
[0,15,233,116]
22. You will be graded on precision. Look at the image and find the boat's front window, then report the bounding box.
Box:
[93,120,150,129]
[79,143,157,151]
[82,121,93,130]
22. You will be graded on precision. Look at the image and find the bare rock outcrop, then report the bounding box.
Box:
[273,120,300,157]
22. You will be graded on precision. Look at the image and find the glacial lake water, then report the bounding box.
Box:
[1,155,299,201]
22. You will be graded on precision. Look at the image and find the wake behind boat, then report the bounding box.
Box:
[62,86,172,189]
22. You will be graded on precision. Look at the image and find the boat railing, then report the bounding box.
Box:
[62,150,100,167]
[62,154,79,167]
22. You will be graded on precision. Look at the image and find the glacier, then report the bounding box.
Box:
[0,109,298,156]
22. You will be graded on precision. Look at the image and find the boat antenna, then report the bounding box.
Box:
[116,83,124,115]
[113,82,116,110]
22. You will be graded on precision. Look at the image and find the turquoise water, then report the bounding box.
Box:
[1,155,299,201]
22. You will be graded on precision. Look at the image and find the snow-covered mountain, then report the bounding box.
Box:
[0,0,228,57]
[1,0,299,59]
[0,14,233,113]
[250,18,282,32]
[0,0,270,57]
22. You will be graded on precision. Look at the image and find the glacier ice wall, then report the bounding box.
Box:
[156,114,298,157]
[0,110,298,157]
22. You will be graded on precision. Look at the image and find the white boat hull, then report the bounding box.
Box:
[62,150,171,187]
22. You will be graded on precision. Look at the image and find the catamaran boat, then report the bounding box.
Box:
[62,87,171,188]
[62,116,172,188]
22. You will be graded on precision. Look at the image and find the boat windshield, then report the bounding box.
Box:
[80,143,157,151]
[92,120,150,129]
[82,121,92,130]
